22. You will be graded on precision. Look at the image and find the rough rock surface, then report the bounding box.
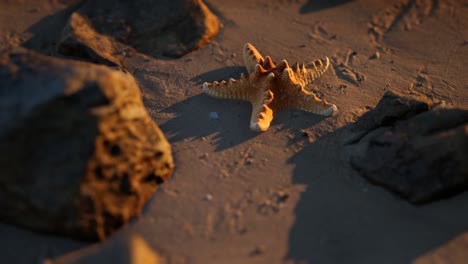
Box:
[0,48,174,241]
[412,232,468,264]
[345,90,433,144]
[48,235,162,264]
[58,0,220,63]
[348,90,468,204]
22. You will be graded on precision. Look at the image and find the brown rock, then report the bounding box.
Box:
[0,48,174,241]
[58,12,128,67]
[346,90,432,144]
[348,91,468,204]
[48,235,163,264]
[412,233,468,264]
[58,0,220,63]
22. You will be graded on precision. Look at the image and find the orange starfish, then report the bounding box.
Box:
[203,43,337,132]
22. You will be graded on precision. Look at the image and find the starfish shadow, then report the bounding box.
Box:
[190,66,246,85]
[299,0,353,14]
[159,93,260,152]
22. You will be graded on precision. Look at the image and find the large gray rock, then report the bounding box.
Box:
[0,48,174,241]
[58,0,220,64]
[348,91,468,204]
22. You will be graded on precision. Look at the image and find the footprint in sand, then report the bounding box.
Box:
[307,22,337,44]
[367,0,457,48]
[331,50,366,86]
[409,65,456,102]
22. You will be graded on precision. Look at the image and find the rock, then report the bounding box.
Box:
[58,0,220,63]
[48,235,163,264]
[0,48,174,241]
[369,51,380,60]
[346,90,432,144]
[250,244,268,256]
[58,12,129,67]
[348,90,468,204]
[412,232,468,264]
[204,194,213,201]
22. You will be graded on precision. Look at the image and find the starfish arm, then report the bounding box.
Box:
[248,72,276,132]
[243,43,264,75]
[250,90,274,132]
[203,73,253,101]
[287,84,337,116]
[290,57,330,86]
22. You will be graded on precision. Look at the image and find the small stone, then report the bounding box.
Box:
[209,112,219,120]
[239,227,248,234]
[275,191,289,204]
[369,51,380,60]
[204,194,213,201]
[251,244,268,256]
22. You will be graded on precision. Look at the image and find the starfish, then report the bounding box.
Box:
[202,43,337,132]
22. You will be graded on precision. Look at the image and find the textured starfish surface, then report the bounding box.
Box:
[203,43,337,132]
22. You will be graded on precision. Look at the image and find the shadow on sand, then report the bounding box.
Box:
[286,124,468,263]
[159,93,260,152]
[190,65,246,85]
[159,93,328,152]
[22,1,84,57]
[163,63,331,151]
[300,0,353,14]
[0,223,86,264]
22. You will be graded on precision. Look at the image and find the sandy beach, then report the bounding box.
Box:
[0,0,467,263]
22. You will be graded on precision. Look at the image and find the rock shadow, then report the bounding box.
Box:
[0,223,87,264]
[276,110,329,132]
[300,0,353,14]
[286,122,468,264]
[22,1,84,57]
